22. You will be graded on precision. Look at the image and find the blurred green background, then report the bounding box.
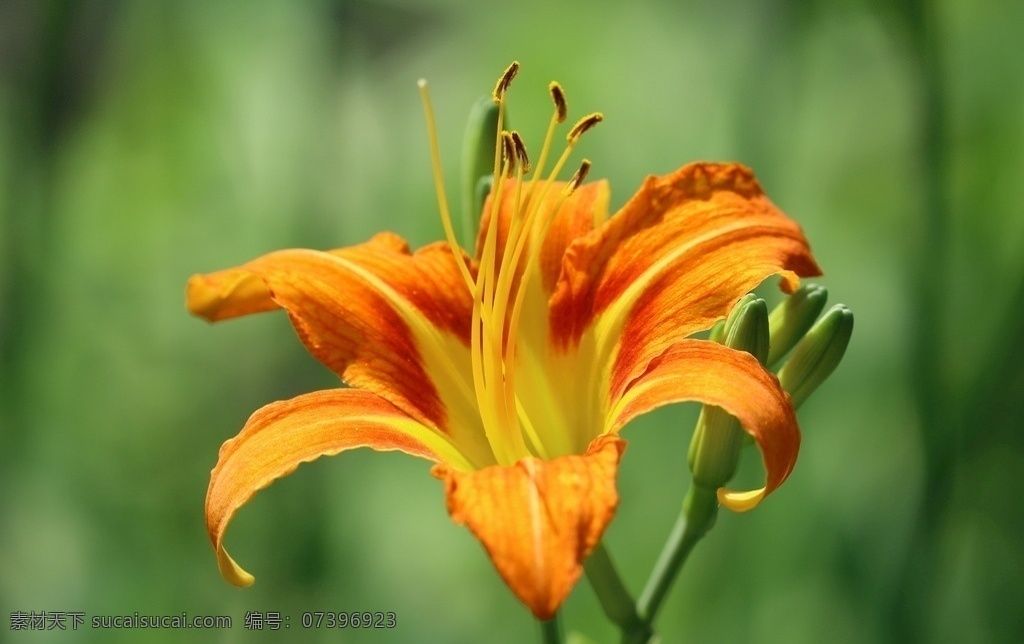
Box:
[2,0,1022,642]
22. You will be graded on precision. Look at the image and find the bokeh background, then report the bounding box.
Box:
[2,0,1022,642]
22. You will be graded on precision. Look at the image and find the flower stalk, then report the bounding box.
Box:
[539,612,564,644]
[637,295,770,627]
[584,543,650,641]
[625,292,853,638]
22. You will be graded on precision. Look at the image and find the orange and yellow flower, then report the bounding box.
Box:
[186,63,821,619]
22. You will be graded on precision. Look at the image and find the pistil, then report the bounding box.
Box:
[419,63,601,465]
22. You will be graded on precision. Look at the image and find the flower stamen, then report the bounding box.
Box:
[510,131,531,175]
[421,64,602,464]
[475,133,526,465]
[492,61,520,103]
[564,159,592,195]
[491,62,519,185]
[568,112,603,143]
[501,130,518,178]
[549,82,568,124]
[497,100,602,460]
[525,82,570,198]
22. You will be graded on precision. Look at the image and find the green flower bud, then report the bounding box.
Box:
[461,96,501,245]
[724,297,770,365]
[777,304,854,409]
[767,284,829,368]
[709,293,756,343]
[688,297,769,490]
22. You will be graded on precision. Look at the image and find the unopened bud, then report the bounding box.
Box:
[777,304,854,408]
[461,96,501,244]
[767,284,828,368]
[710,293,756,343]
[724,297,770,365]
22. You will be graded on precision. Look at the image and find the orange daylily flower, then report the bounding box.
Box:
[187,63,821,620]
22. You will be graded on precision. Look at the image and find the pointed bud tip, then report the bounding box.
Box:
[726,298,770,364]
[767,283,831,368]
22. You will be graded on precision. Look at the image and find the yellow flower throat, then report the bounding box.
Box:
[418,62,602,466]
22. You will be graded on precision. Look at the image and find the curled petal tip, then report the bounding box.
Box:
[185,269,277,322]
[185,274,219,320]
[717,487,766,513]
[216,546,255,588]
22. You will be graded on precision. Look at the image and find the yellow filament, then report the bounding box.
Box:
[495,160,529,435]
[495,143,598,459]
[477,148,529,465]
[515,82,571,274]
[502,175,582,458]
[474,72,516,464]
[419,64,601,465]
[493,133,529,332]
[525,112,561,203]
[421,70,527,466]
[507,135,583,270]
[499,114,601,458]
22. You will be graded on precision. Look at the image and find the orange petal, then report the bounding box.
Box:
[207,388,473,587]
[432,434,625,619]
[608,340,799,512]
[550,163,821,395]
[187,233,492,467]
[186,233,415,323]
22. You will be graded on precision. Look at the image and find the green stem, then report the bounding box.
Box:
[538,612,563,644]
[637,486,718,625]
[584,543,651,642]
